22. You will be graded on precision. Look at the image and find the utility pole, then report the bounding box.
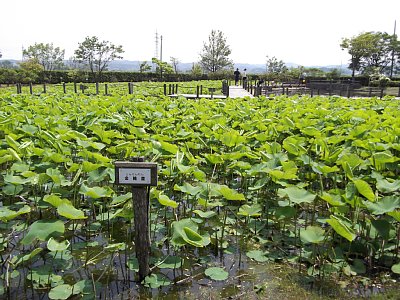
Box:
[160,35,163,78]
[390,20,397,79]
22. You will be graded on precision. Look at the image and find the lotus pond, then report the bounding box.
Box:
[1,84,400,299]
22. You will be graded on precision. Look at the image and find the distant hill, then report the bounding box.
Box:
[0,59,352,75]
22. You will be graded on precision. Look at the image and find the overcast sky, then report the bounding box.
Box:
[0,0,398,66]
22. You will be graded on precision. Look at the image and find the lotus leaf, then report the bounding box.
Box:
[300,226,325,244]
[246,250,269,262]
[143,273,171,288]
[326,215,356,242]
[47,238,70,251]
[277,186,316,204]
[204,267,229,281]
[21,220,65,245]
[48,284,73,300]
[364,196,400,215]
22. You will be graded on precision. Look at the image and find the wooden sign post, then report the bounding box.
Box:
[114,158,157,281]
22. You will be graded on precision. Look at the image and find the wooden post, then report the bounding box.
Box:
[368,87,372,97]
[200,85,203,94]
[96,82,99,95]
[130,157,150,281]
[29,83,33,94]
[196,86,200,98]
[74,82,77,94]
[105,83,108,95]
[398,84,400,97]
[128,82,133,95]
[175,84,178,94]
[163,83,167,96]
[63,82,66,94]
[16,84,20,94]
[380,88,384,99]
[43,83,47,93]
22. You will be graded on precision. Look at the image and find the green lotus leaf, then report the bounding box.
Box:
[19,124,38,136]
[4,174,29,185]
[110,193,132,207]
[388,210,400,221]
[79,184,114,198]
[319,192,345,206]
[246,250,269,262]
[156,256,183,269]
[300,226,326,244]
[353,179,375,201]
[218,185,245,201]
[371,219,391,240]
[391,263,400,274]
[158,194,178,208]
[171,218,205,248]
[174,182,202,196]
[47,238,70,252]
[274,206,296,220]
[193,209,217,219]
[364,196,400,215]
[204,267,229,281]
[21,220,65,245]
[7,148,22,162]
[238,204,262,217]
[159,141,179,154]
[48,284,73,300]
[0,205,31,222]
[277,186,316,204]
[57,203,87,220]
[326,215,356,242]
[376,177,400,193]
[10,248,43,267]
[143,273,171,288]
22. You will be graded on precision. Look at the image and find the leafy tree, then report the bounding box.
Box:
[151,57,174,75]
[191,63,203,77]
[74,36,124,81]
[265,56,288,80]
[199,30,233,73]
[341,31,400,77]
[170,57,180,74]
[0,68,18,84]
[139,61,152,73]
[18,58,42,83]
[23,43,65,71]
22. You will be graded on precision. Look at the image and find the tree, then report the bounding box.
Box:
[191,63,203,77]
[151,57,174,75]
[341,31,400,78]
[23,43,65,71]
[199,30,233,73]
[170,57,180,74]
[265,56,288,80]
[139,61,151,73]
[18,58,42,83]
[74,36,124,81]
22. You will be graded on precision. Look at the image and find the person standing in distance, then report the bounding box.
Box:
[234,68,241,86]
[242,68,248,88]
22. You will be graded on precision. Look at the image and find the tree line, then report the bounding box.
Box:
[1,30,399,84]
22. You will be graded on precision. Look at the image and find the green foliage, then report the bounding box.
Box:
[23,42,65,71]
[74,36,124,80]
[199,30,233,73]
[1,87,400,297]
